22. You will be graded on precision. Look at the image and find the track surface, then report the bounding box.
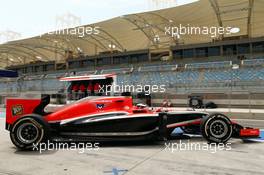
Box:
[0,117,264,175]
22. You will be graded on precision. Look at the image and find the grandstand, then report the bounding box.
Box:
[0,0,264,109]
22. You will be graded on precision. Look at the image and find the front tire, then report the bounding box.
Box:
[10,116,49,150]
[201,113,233,143]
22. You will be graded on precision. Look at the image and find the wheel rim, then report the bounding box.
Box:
[17,123,39,144]
[209,120,228,138]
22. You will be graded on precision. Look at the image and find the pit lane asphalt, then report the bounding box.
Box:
[0,118,264,175]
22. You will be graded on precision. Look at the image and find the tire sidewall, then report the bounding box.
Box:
[10,116,49,150]
[201,113,233,143]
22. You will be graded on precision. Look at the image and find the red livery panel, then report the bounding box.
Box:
[240,128,260,137]
[6,98,41,125]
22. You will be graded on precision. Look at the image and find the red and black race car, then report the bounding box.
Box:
[5,95,260,150]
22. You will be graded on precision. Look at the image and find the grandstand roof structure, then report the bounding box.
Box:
[0,0,263,68]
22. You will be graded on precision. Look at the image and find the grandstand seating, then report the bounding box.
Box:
[76,70,96,76]
[203,70,231,82]
[242,58,264,66]
[1,59,264,94]
[139,64,177,72]
[101,67,132,74]
[185,61,232,69]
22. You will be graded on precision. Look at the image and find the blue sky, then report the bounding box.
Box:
[0,0,196,40]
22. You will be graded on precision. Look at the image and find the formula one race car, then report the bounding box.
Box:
[5,95,260,150]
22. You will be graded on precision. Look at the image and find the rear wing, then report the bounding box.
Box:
[59,74,116,82]
[5,98,41,129]
[5,95,50,130]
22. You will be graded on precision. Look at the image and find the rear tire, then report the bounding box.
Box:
[201,113,233,143]
[10,115,50,150]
